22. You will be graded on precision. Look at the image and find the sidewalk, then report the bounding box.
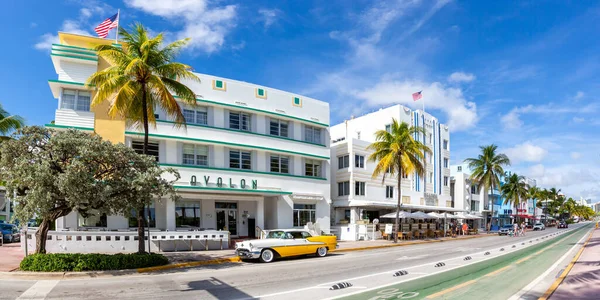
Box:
[0,243,24,272]
[549,227,600,299]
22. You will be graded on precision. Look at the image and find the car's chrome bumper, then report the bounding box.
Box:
[236,248,261,259]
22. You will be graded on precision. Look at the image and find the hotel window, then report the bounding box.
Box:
[229,150,252,170]
[131,140,159,161]
[338,181,350,196]
[128,205,156,228]
[402,196,411,204]
[305,159,321,177]
[471,185,477,194]
[443,139,449,150]
[429,172,433,184]
[355,155,365,168]
[269,119,289,137]
[229,111,251,131]
[385,124,391,133]
[183,144,208,166]
[305,125,321,144]
[175,201,201,228]
[293,204,316,227]
[386,186,394,199]
[183,107,208,125]
[444,176,449,187]
[457,166,462,172]
[60,89,91,111]
[270,155,289,174]
[443,158,449,168]
[428,133,432,144]
[338,155,349,169]
[355,181,366,196]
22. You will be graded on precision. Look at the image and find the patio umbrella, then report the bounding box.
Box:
[427,212,442,218]
[412,211,438,219]
[380,211,419,219]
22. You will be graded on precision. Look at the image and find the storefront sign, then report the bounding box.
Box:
[190,175,258,190]
[385,224,393,234]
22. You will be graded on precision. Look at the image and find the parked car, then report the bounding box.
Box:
[1,224,20,243]
[498,224,514,236]
[558,221,568,229]
[235,229,338,263]
[533,223,546,231]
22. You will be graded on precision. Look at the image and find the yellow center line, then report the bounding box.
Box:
[426,280,478,299]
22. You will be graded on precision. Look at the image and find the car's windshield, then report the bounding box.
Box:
[0,224,13,231]
[502,225,513,228]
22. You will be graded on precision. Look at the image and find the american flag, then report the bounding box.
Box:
[94,13,119,38]
[412,91,423,101]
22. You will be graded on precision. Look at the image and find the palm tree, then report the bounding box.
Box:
[500,173,529,224]
[367,118,431,243]
[0,103,25,141]
[87,23,200,253]
[465,145,511,233]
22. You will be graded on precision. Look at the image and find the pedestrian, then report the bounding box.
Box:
[513,222,519,237]
[462,222,468,236]
[521,222,526,236]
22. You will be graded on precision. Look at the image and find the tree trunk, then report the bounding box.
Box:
[394,158,403,244]
[35,219,51,254]
[138,85,149,254]
[137,205,146,253]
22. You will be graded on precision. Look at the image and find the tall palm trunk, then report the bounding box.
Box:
[137,86,149,254]
[394,160,403,244]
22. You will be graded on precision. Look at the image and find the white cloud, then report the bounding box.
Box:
[354,80,478,131]
[504,142,548,163]
[501,102,599,130]
[570,152,582,159]
[125,0,237,54]
[574,91,585,100]
[34,20,91,50]
[258,8,282,29]
[573,116,585,123]
[448,72,475,83]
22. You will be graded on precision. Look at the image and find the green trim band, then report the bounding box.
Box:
[51,48,98,57]
[174,185,292,195]
[125,131,329,160]
[51,54,98,62]
[52,43,95,52]
[161,163,327,181]
[45,123,94,131]
[156,120,326,148]
[48,80,93,87]
[46,79,329,127]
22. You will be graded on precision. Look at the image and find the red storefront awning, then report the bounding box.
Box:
[512,214,535,219]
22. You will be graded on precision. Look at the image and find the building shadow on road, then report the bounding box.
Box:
[183,277,253,300]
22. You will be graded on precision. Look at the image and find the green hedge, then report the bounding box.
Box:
[20,253,169,272]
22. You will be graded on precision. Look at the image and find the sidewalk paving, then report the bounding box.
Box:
[0,243,24,272]
[549,227,600,299]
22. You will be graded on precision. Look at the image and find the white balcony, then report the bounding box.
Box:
[54,109,95,129]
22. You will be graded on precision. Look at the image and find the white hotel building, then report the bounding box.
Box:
[39,33,331,251]
[329,105,457,239]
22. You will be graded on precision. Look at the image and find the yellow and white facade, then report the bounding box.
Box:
[46,32,331,246]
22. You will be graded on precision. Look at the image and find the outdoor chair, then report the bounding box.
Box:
[413,230,421,239]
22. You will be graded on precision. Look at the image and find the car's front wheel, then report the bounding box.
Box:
[316,247,328,257]
[259,249,275,263]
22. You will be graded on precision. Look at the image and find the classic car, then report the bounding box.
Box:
[235,229,338,263]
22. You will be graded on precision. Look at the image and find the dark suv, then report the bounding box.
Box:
[1,224,20,243]
[558,221,568,229]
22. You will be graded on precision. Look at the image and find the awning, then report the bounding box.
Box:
[380,211,420,219]
[512,214,535,219]
[412,211,438,219]
[342,200,467,213]
[289,193,326,202]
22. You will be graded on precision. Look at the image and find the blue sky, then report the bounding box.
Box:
[1,0,599,201]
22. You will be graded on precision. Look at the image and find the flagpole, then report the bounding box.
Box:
[115,9,120,44]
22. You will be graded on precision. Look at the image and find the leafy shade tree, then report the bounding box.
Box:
[87,23,199,253]
[465,145,511,232]
[0,103,25,141]
[0,127,180,253]
[500,173,529,224]
[368,119,431,243]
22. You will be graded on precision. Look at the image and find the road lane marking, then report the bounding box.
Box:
[484,265,512,277]
[17,280,59,300]
[426,280,477,298]
[507,225,591,300]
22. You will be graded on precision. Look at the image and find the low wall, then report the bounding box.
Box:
[21,229,230,254]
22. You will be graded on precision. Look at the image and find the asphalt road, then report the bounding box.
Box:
[0,223,590,300]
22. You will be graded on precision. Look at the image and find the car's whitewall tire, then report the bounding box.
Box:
[260,249,275,263]
[316,247,328,257]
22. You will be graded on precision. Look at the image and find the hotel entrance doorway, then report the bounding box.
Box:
[216,202,237,236]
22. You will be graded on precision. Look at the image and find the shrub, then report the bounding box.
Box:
[20,253,169,272]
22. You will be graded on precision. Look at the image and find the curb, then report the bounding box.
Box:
[137,256,241,273]
[538,228,594,300]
